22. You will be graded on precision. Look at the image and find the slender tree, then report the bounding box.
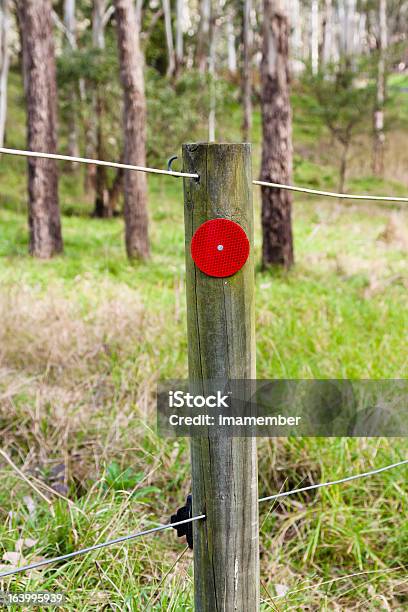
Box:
[373,0,387,175]
[339,0,357,60]
[114,0,149,260]
[321,0,333,66]
[18,0,63,258]
[311,0,319,74]
[0,0,10,147]
[208,16,216,141]
[290,0,302,70]
[196,0,211,72]
[162,0,176,77]
[242,0,252,141]
[227,16,237,74]
[92,0,109,215]
[175,0,184,73]
[63,0,80,162]
[260,0,294,269]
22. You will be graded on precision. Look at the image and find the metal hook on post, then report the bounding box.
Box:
[168,154,200,183]
[167,155,179,174]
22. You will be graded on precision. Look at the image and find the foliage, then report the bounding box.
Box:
[300,60,376,148]
[145,69,235,164]
[300,58,379,190]
[56,40,123,157]
[104,462,161,499]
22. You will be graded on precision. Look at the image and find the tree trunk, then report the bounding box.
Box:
[311,0,319,74]
[321,0,333,65]
[260,0,294,269]
[162,0,176,77]
[338,0,347,57]
[108,166,124,215]
[92,0,106,48]
[227,18,237,74]
[0,0,10,147]
[339,140,349,193]
[347,0,357,59]
[64,0,80,166]
[175,0,184,72]
[290,0,302,73]
[373,0,387,176]
[208,17,216,141]
[93,94,110,217]
[91,0,110,216]
[114,0,149,260]
[196,0,211,73]
[85,0,106,196]
[135,0,143,31]
[18,0,63,258]
[242,0,252,141]
[339,0,356,60]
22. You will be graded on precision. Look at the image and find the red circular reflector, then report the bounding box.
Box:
[190,218,250,278]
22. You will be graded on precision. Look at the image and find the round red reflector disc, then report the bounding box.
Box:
[190,218,250,278]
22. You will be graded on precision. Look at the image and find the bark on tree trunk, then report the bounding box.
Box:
[260,0,294,269]
[63,0,80,165]
[196,0,211,73]
[85,0,106,197]
[0,0,10,148]
[107,165,124,215]
[208,17,216,141]
[114,0,149,260]
[64,0,79,165]
[339,140,349,193]
[339,0,356,60]
[290,0,302,64]
[242,0,252,141]
[321,0,333,65]
[93,94,110,217]
[175,0,184,73]
[227,18,237,74]
[162,0,176,77]
[135,0,143,31]
[311,0,319,74]
[373,0,387,176]
[91,0,112,216]
[18,0,63,258]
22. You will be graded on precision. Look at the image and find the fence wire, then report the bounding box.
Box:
[253,179,408,203]
[258,458,408,503]
[0,147,199,179]
[0,458,406,579]
[1,147,408,202]
[0,515,205,578]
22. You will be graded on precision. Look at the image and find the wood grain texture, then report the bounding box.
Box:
[183,143,259,612]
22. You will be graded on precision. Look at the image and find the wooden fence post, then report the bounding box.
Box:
[182,143,259,611]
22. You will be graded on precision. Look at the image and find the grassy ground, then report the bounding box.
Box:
[0,71,407,610]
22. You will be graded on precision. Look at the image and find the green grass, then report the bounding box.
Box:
[1,189,407,609]
[0,70,408,610]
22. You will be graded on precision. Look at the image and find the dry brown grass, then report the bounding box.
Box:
[0,282,185,496]
[0,283,148,375]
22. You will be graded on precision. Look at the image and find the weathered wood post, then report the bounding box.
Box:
[182,143,259,611]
